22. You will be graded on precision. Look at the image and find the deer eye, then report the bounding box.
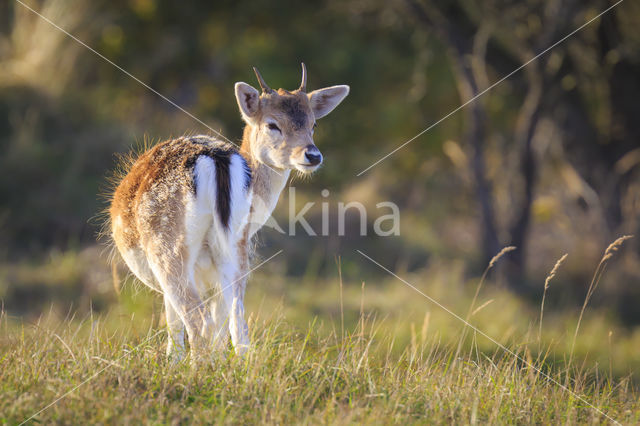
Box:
[267,122,281,133]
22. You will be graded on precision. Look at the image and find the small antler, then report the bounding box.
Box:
[253,66,273,94]
[299,62,307,92]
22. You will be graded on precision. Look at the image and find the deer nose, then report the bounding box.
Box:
[304,145,323,166]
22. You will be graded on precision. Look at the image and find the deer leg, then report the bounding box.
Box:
[210,297,230,351]
[164,279,216,363]
[220,259,249,355]
[194,254,229,352]
[164,294,186,362]
[148,256,215,363]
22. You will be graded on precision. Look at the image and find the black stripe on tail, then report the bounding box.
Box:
[214,151,232,229]
[186,136,235,230]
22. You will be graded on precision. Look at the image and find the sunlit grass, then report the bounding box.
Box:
[1,257,640,424]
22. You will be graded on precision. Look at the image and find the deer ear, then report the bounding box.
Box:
[308,85,350,119]
[235,82,260,122]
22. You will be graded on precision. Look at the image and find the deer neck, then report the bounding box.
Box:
[240,125,290,225]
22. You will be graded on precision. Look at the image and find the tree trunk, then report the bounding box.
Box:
[405,0,500,267]
[506,67,543,289]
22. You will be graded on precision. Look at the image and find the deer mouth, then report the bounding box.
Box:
[295,163,321,173]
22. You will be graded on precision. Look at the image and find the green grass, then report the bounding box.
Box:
[1,259,640,424]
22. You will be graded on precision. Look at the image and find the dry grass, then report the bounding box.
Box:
[456,246,516,360]
[1,238,639,424]
[1,302,638,424]
[539,253,568,343]
[569,235,634,366]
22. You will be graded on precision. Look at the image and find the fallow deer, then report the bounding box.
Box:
[109,64,349,361]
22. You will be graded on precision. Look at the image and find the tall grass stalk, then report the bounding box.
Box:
[539,254,568,343]
[455,246,516,360]
[569,235,632,367]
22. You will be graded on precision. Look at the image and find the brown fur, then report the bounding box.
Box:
[274,89,310,129]
[110,137,237,250]
[238,88,315,177]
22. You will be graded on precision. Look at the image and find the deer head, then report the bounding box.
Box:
[235,63,349,173]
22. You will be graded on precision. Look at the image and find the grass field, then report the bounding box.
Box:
[1,246,639,424]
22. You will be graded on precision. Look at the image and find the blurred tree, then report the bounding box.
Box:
[403,0,639,290]
[404,0,501,270]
